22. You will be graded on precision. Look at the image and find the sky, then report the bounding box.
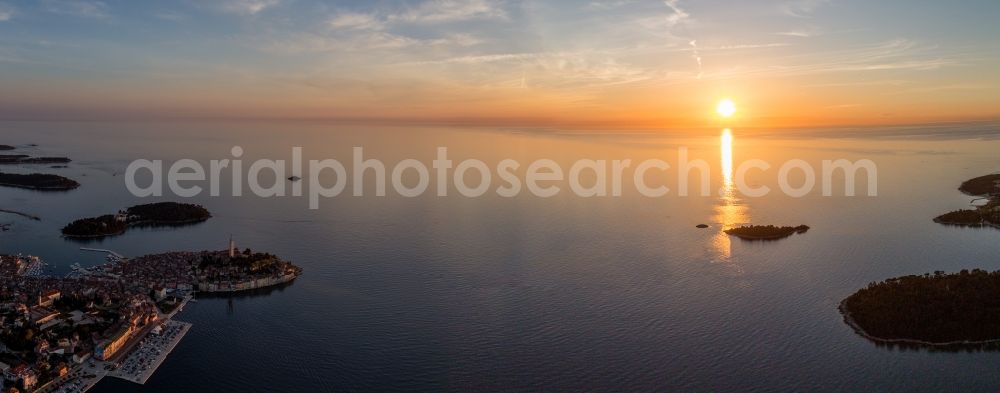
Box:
[0,0,999,128]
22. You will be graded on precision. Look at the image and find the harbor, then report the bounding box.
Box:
[32,299,194,393]
[1,241,298,392]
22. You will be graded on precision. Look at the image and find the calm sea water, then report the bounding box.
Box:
[2,121,1000,392]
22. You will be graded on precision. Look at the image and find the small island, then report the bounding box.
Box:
[724,224,809,240]
[841,269,1000,347]
[0,172,81,190]
[933,174,1000,228]
[62,202,211,238]
[0,144,14,150]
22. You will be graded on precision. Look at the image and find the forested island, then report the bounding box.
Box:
[62,202,211,238]
[0,144,14,150]
[0,172,80,190]
[841,269,1000,346]
[724,225,809,240]
[933,174,1000,228]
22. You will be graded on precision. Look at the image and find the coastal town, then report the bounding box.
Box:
[0,240,301,392]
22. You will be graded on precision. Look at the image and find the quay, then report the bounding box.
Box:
[109,320,192,385]
[79,247,126,259]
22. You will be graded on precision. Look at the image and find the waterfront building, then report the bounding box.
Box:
[95,325,135,361]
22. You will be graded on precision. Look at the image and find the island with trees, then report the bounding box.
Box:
[0,172,80,191]
[933,174,1000,228]
[62,202,212,238]
[724,225,810,240]
[841,269,1000,347]
[0,144,14,150]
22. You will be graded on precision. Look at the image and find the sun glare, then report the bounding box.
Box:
[716,99,737,118]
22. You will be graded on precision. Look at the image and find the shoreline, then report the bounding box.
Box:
[838,299,1000,347]
[727,233,795,240]
[197,273,300,293]
[933,217,1000,230]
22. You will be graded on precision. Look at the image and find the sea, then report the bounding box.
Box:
[2,120,1000,392]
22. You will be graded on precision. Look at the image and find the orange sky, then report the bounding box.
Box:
[1,0,999,128]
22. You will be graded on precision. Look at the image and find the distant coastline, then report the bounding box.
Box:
[933,174,1000,228]
[0,154,72,165]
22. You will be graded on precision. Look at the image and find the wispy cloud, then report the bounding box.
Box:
[389,0,506,24]
[659,1,701,79]
[701,39,960,80]
[329,0,508,32]
[884,83,988,95]
[803,80,909,88]
[43,0,109,19]
[663,0,691,27]
[153,10,187,22]
[328,12,383,30]
[217,0,281,16]
[0,2,14,21]
[265,31,482,53]
[777,30,814,38]
[704,42,790,50]
[779,0,829,18]
[397,50,654,89]
[587,0,633,10]
[689,40,702,79]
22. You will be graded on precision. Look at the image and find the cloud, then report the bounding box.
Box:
[663,0,691,27]
[0,3,13,21]
[706,42,790,50]
[689,40,702,79]
[777,30,814,38]
[389,0,506,24]
[43,0,109,19]
[153,10,187,22]
[399,51,654,89]
[779,0,829,18]
[218,0,281,15]
[699,39,960,80]
[264,31,482,53]
[328,12,383,30]
[587,0,633,10]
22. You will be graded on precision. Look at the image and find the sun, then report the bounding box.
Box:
[716,99,737,118]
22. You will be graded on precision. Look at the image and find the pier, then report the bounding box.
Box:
[79,247,126,259]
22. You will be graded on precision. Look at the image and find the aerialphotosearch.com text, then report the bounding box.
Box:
[125,146,878,209]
